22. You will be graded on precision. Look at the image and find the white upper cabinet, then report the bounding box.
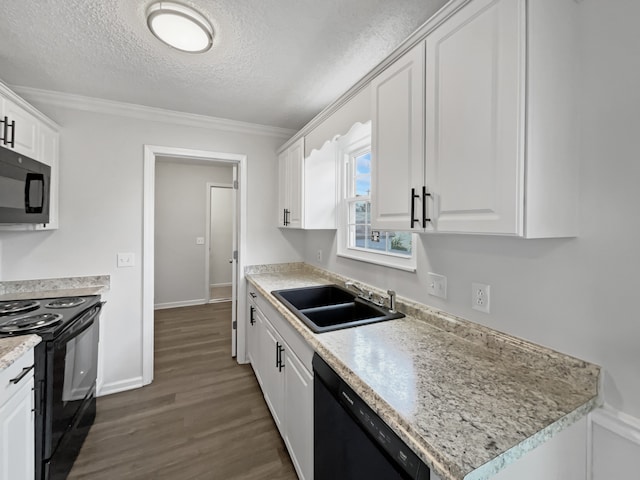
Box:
[278,137,304,228]
[1,97,40,159]
[425,0,525,235]
[278,135,338,230]
[370,0,579,238]
[370,43,426,232]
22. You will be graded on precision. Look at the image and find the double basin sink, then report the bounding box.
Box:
[272,284,404,333]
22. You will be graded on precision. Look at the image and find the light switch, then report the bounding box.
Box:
[427,272,447,299]
[196,237,205,245]
[117,253,135,268]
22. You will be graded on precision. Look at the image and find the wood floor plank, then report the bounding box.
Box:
[68,303,297,480]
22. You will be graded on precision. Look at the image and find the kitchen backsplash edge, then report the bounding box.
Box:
[245,262,600,398]
[0,275,111,295]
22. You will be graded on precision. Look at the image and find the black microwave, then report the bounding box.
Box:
[0,145,50,224]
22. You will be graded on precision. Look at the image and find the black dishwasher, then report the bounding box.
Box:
[313,354,430,480]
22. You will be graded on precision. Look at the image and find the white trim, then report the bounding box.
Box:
[0,79,60,130]
[154,299,207,310]
[209,282,232,288]
[98,376,144,397]
[587,404,640,479]
[143,144,248,386]
[13,86,295,139]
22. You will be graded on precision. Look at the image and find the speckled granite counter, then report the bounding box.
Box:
[0,335,41,371]
[0,275,110,301]
[245,263,600,480]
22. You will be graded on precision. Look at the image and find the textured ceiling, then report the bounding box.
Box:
[0,0,447,130]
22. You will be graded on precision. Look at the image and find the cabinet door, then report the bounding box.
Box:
[36,124,60,230]
[0,379,34,480]
[3,99,40,159]
[425,0,525,235]
[277,150,288,227]
[283,349,313,480]
[286,137,304,228]
[247,298,258,370]
[371,43,425,231]
[259,320,285,433]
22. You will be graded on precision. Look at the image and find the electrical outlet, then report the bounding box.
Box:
[316,249,323,262]
[196,237,205,245]
[427,272,447,299]
[472,283,490,313]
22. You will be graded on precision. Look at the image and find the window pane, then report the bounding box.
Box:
[352,224,367,248]
[387,231,412,255]
[351,201,370,225]
[354,152,371,196]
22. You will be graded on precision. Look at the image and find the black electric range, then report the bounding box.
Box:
[0,295,103,480]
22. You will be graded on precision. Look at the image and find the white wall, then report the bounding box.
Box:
[0,99,306,393]
[295,0,640,476]
[154,160,232,307]
[209,186,234,286]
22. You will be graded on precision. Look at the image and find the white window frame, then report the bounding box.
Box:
[336,122,417,272]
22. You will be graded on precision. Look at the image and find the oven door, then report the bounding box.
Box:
[45,303,102,458]
[0,146,50,224]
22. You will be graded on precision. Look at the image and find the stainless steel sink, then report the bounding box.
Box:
[271,284,404,333]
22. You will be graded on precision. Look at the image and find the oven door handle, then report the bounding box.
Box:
[56,302,104,345]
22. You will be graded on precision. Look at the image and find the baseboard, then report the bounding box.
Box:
[210,282,232,288]
[98,376,144,397]
[154,299,206,310]
[588,404,640,479]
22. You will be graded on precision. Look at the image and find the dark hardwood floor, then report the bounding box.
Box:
[68,302,297,479]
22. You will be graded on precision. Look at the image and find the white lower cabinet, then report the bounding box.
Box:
[0,349,35,480]
[246,288,314,480]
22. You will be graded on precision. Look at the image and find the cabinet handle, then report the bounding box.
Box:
[422,186,431,228]
[249,292,257,298]
[250,306,255,325]
[9,365,34,385]
[278,345,285,372]
[0,116,7,145]
[410,188,420,228]
[283,208,290,226]
[275,342,281,367]
[7,119,15,148]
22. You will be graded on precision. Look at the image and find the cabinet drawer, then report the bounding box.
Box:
[0,349,34,407]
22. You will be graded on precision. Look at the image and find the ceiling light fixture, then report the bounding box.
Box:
[147,2,213,53]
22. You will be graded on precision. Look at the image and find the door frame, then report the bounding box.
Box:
[142,145,248,386]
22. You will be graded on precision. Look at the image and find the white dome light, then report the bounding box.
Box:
[147,2,213,53]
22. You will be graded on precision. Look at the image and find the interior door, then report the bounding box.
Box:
[231,166,238,357]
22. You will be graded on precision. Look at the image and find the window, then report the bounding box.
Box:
[337,122,416,271]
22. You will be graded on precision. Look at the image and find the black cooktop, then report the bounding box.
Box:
[0,295,101,340]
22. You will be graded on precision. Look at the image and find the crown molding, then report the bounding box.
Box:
[0,79,60,130]
[277,0,472,152]
[11,86,296,140]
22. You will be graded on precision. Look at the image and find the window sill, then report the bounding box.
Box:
[336,250,417,273]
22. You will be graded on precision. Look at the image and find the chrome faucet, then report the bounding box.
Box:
[387,290,396,313]
[345,281,367,297]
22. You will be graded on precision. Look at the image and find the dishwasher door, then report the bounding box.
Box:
[313,354,430,480]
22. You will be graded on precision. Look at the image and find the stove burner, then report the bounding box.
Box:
[0,313,64,333]
[0,300,40,315]
[45,297,86,309]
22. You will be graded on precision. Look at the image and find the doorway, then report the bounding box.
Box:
[142,145,247,387]
[207,184,235,304]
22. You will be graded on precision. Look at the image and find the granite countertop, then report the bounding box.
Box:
[245,264,600,480]
[0,275,110,301]
[0,335,41,371]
